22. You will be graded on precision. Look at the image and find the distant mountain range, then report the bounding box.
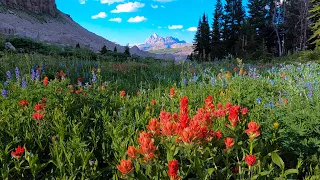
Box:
[138,33,193,60]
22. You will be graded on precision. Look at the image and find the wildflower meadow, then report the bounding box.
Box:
[0,54,319,179]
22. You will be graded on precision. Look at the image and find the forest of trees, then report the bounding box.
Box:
[191,0,320,62]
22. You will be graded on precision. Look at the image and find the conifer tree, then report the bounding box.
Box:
[100,45,108,55]
[124,44,131,57]
[211,0,224,59]
[310,0,320,49]
[193,13,211,61]
[223,0,245,56]
[114,46,118,52]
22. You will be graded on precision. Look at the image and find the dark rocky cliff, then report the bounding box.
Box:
[0,0,58,16]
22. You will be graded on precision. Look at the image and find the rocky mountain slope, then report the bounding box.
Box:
[0,0,174,59]
[138,33,193,60]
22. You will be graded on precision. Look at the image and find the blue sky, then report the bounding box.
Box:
[56,0,248,46]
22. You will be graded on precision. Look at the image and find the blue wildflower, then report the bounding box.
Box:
[211,77,215,85]
[6,71,12,81]
[15,67,20,79]
[35,70,40,81]
[41,65,45,73]
[22,77,27,88]
[193,74,197,82]
[1,89,8,98]
[269,79,275,86]
[31,69,36,80]
[4,81,9,86]
[256,98,262,104]
[92,72,97,83]
[183,77,187,86]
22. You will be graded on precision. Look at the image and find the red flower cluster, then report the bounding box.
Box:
[245,154,257,166]
[245,122,260,139]
[169,88,175,97]
[117,159,134,178]
[224,137,235,151]
[11,145,25,159]
[43,77,49,86]
[34,104,44,111]
[146,118,160,135]
[151,100,157,106]
[19,99,28,108]
[126,146,139,159]
[120,90,126,98]
[168,159,180,180]
[137,131,156,161]
[32,100,46,121]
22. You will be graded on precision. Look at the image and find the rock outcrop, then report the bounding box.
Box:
[0,0,58,16]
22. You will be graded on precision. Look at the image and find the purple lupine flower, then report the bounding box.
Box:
[193,74,197,82]
[6,71,12,81]
[85,72,89,80]
[35,70,40,81]
[92,72,97,83]
[4,81,9,86]
[41,65,45,73]
[307,83,313,98]
[211,77,215,85]
[1,89,8,98]
[183,77,187,86]
[31,69,36,80]
[15,67,20,79]
[22,77,27,88]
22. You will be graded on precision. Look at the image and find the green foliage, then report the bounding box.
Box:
[0,34,5,51]
[310,0,320,49]
[193,13,211,62]
[99,45,108,55]
[0,52,319,178]
[4,37,97,60]
[211,0,224,59]
[124,44,130,57]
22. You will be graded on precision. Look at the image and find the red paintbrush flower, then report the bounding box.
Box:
[11,145,25,159]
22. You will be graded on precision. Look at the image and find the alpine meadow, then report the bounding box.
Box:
[0,0,320,179]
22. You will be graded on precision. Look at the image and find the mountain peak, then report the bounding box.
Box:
[138,33,190,52]
[152,33,158,38]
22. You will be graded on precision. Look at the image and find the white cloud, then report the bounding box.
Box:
[100,0,125,5]
[109,18,122,23]
[91,12,107,19]
[79,0,87,4]
[158,26,162,29]
[187,27,197,32]
[154,0,174,2]
[168,25,183,30]
[111,2,145,13]
[128,16,147,23]
[151,4,158,8]
[161,5,165,8]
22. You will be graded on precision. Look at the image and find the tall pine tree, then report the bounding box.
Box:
[310,0,320,49]
[223,0,245,56]
[211,0,225,59]
[193,13,211,61]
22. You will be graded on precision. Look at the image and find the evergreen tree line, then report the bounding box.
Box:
[191,0,320,62]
